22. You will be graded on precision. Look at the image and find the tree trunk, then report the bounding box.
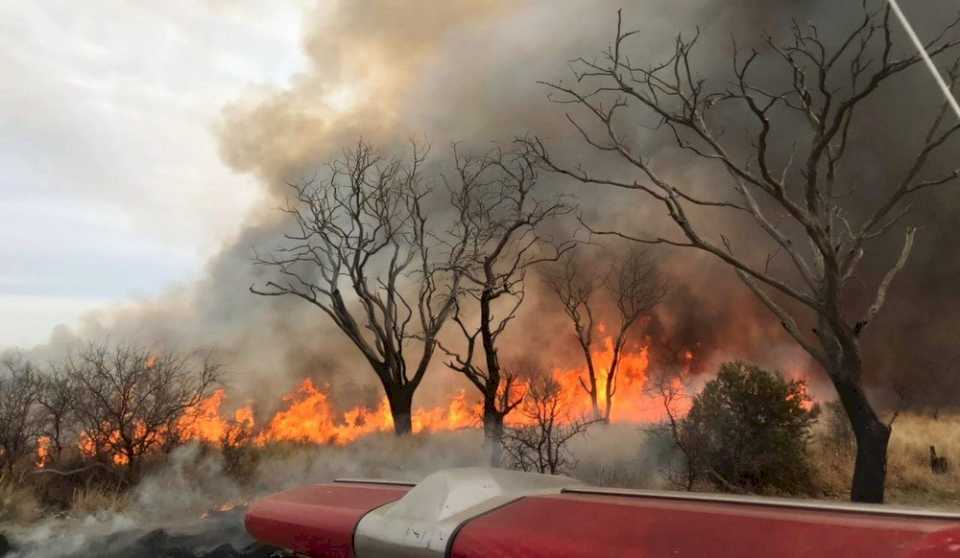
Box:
[579,346,601,421]
[832,366,890,503]
[602,337,626,424]
[479,286,507,464]
[602,392,613,424]
[387,387,414,436]
[483,400,505,466]
[587,375,600,421]
[124,446,141,485]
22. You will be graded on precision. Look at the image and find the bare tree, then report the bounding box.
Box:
[647,367,696,490]
[67,343,220,481]
[502,372,593,475]
[529,4,960,503]
[0,355,42,476]
[545,254,601,418]
[36,369,76,466]
[252,141,461,435]
[547,247,667,422]
[439,146,574,462]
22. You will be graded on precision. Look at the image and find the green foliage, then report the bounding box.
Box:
[681,361,820,494]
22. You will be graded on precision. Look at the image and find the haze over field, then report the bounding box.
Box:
[4,0,960,413]
[1,3,960,554]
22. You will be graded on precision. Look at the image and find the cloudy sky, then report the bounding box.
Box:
[0,1,312,348]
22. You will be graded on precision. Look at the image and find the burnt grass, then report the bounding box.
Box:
[1,507,283,558]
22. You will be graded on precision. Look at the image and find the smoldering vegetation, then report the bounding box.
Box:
[4,407,959,557]
[4,0,960,552]
[1,426,668,558]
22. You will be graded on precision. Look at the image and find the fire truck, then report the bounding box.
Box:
[244,467,960,557]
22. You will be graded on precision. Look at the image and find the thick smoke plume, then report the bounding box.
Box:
[21,0,960,414]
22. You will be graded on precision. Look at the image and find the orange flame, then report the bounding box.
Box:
[79,430,131,466]
[36,436,52,468]
[53,328,706,467]
[177,389,256,444]
[254,379,393,446]
[549,338,654,422]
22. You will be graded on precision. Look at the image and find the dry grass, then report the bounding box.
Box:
[70,485,129,515]
[1,412,958,528]
[0,475,43,525]
[809,411,960,508]
[570,423,669,489]
[885,412,960,508]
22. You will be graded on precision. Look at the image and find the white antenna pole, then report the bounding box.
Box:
[887,0,960,121]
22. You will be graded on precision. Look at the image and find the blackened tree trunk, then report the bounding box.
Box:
[827,332,891,503]
[530,5,960,502]
[439,146,573,465]
[479,289,505,449]
[386,384,415,436]
[475,287,521,463]
[547,248,666,424]
[251,142,462,437]
[483,400,507,465]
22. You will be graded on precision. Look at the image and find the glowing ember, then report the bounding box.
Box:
[80,430,131,466]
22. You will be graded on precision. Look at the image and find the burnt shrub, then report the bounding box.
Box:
[680,361,820,495]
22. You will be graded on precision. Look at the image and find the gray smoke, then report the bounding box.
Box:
[20,0,960,412]
[7,426,668,557]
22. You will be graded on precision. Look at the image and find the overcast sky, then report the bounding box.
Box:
[0,1,310,348]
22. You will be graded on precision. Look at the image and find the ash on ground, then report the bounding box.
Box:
[2,507,283,558]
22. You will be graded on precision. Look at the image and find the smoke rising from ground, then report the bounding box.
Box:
[18,0,960,412]
[8,426,668,557]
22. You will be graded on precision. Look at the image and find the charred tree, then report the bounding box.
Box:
[36,369,76,465]
[502,371,593,475]
[545,255,601,419]
[67,343,220,482]
[252,141,462,435]
[529,5,960,502]
[0,355,41,477]
[648,367,697,491]
[440,146,573,463]
[547,248,666,422]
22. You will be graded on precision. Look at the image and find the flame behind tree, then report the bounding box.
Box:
[66,343,221,481]
[252,141,463,436]
[35,369,75,466]
[546,247,668,422]
[502,367,593,476]
[27,328,676,468]
[439,145,575,464]
[529,4,960,503]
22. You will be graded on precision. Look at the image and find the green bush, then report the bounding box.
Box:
[681,362,820,494]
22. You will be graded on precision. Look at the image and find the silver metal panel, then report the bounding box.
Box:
[334,478,417,487]
[353,467,581,558]
[561,486,960,520]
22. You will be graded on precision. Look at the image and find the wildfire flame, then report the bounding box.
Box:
[45,330,701,466]
[178,389,254,444]
[79,429,135,466]
[177,333,678,445]
[35,436,51,468]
